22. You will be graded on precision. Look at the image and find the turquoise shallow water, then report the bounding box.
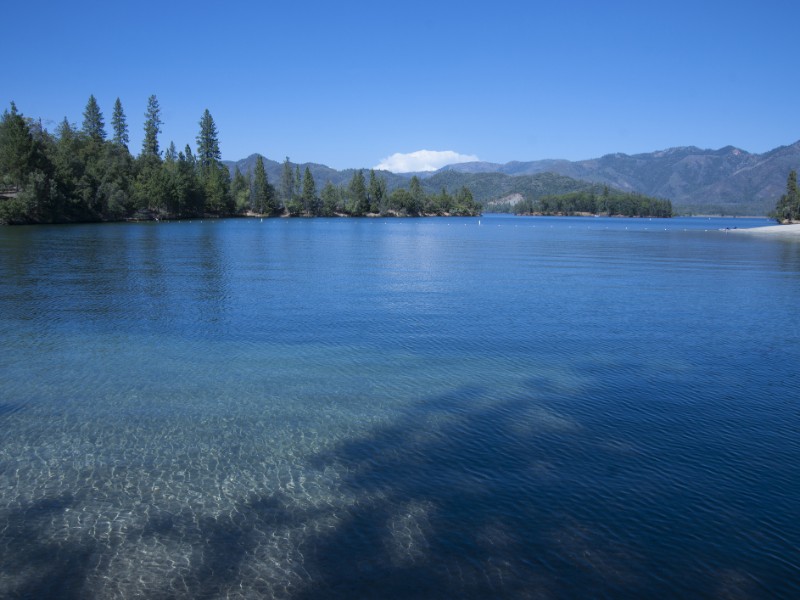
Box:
[0,215,799,598]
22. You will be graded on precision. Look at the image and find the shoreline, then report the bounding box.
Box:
[726,223,800,236]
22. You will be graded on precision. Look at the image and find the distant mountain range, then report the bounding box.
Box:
[226,140,800,215]
[438,141,800,215]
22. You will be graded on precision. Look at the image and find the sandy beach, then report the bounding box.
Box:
[726,223,800,236]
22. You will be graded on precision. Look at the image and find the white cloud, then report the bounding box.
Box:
[374,150,479,173]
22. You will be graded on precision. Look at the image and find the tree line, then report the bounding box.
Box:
[0,97,480,224]
[512,187,673,218]
[772,170,799,223]
[259,159,481,217]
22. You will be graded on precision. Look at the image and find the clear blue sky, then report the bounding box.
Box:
[4,0,799,171]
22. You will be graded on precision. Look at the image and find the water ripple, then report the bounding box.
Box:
[1,217,799,597]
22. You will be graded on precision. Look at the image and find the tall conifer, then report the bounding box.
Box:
[253,155,274,214]
[82,95,106,141]
[141,95,162,158]
[111,98,129,148]
[279,157,293,208]
[301,166,317,215]
[196,109,221,172]
[347,170,368,215]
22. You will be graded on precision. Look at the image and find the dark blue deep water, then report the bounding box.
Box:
[1,215,798,598]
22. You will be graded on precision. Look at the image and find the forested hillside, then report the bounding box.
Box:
[0,99,480,224]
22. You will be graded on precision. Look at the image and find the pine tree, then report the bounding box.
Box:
[111,98,129,148]
[320,181,340,216]
[293,165,302,200]
[301,166,317,215]
[347,169,368,215]
[165,141,178,162]
[367,169,386,213]
[196,109,221,173]
[0,102,36,188]
[409,175,425,215]
[0,102,60,224]
[82,95,106,141]
[141,95,162,158]
[184,144,196,169]
[454,186,479,215]
[279,157,293,209]
[230,166,250,213]
[177,147,201,215]
[775,169,799,222]
[253,155,275,214]
[788,170,799,221]
[193,109,229,214]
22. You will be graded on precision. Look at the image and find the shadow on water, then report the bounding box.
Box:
[0,490,304,599]
[1,381,794,598]
[293,381,790,599]
[294,385,639,599]
[0,495,94,600]
[0,403,24,417]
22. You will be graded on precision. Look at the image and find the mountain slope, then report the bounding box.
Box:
[439,141,800,214]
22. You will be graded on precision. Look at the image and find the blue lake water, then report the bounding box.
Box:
[0,214,798,598]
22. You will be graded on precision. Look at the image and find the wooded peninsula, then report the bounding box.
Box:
[0,97,481,224]
[1,96,677,224]
[512,189,673,218]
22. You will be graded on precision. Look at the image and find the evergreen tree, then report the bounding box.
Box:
[230,166,250,213]
[193,109,230,214]
[453,186,480,215]
[82,95,106,141]
[252,155,275,214]
[141,95,162,158]
[201,162,231,214]
[301,166,317,215]
[165,141,178,162]
[775,169,799,222]
[367,169,386,213]
[161,141,193,215]
[347,169,369,215]
[0,102,60,223]
[133,155,168,212]
[320,181,340,216]
[386,188,415,214]
[788,170,799,221]
[196,109,221,173]
[75,134,105,216]
[408,175,425,215]
[279,157,293,209]
[0,102,36,189]
[184,144,196,170]
[428,187,452,215]
[97,141,134,218]
[111,98,129,149]
[293,164,302,200]
[53,118,81,192]
[177,149,202,216]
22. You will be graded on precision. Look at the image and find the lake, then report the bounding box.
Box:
[1,215,798,598]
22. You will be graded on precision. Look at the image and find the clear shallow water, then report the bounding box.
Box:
[0,215,798,598]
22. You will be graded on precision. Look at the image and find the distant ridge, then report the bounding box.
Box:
[437,141,800,215]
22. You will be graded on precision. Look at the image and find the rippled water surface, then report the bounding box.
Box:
[1,215,798,598]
